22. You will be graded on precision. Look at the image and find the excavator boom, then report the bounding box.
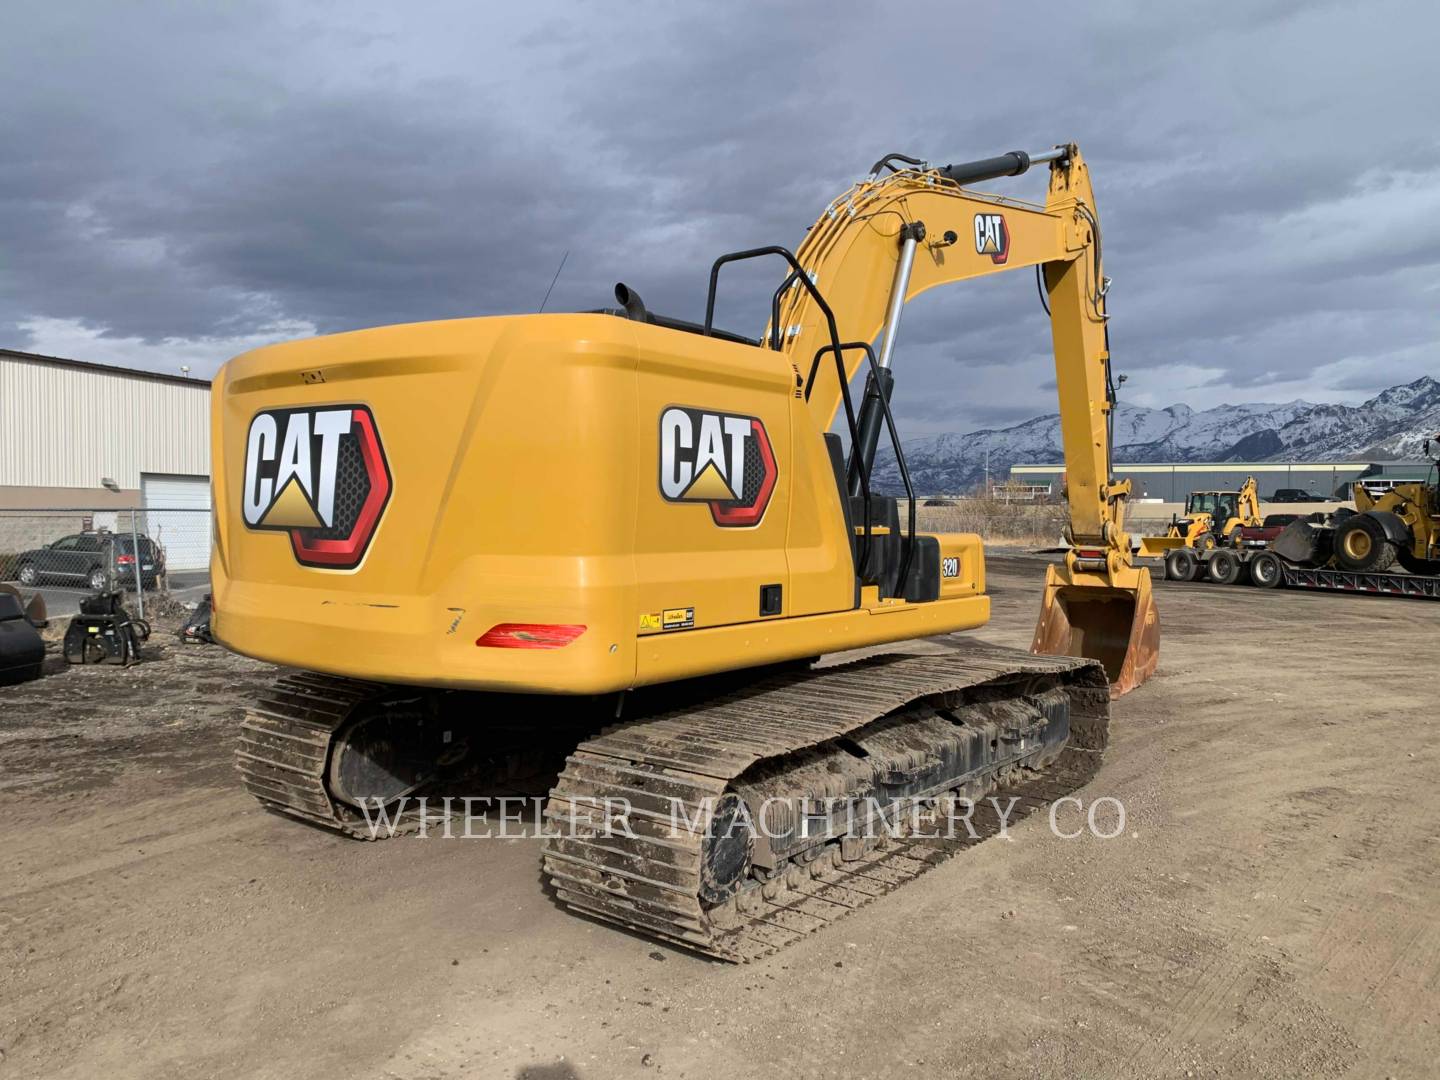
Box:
[764,145,1157,694]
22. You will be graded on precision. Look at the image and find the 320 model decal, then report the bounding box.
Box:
[659,406,777,527]
[242,404,392,569]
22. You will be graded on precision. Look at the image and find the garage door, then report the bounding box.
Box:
[141,474,212,572]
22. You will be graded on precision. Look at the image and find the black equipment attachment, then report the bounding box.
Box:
[0,587,46,685]
[180,594,214,645]
[63,591,150,667]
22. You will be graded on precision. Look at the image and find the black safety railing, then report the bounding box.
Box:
[703,246,880,579]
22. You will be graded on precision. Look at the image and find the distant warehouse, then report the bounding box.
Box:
[1009,460,1431,503]
[0,348,212,570]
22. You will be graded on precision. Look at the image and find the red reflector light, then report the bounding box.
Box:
[1076,549,1104,559]
[117,554,135,565]
[475,623,586,649]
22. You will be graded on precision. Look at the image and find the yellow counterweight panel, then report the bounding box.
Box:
[213,314,645,694]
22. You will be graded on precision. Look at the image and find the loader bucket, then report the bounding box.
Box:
[0,587,46,686]
[1031,563,1159,698]
[0,582,46,628]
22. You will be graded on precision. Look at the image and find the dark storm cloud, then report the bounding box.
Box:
[2,0,1437,432]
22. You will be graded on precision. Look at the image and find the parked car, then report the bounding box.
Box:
[111,534,166,588]
[1232,513,1301,549]
[1269,488,1327,502]
[10,532,164,591]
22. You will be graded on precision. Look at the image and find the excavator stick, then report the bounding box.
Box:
[1031,562,1159,698]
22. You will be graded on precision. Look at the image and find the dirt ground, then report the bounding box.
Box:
[3,554,1438,1079]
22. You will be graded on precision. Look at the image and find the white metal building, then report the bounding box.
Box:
[0,349,213,569]
[1010,460,1398,503]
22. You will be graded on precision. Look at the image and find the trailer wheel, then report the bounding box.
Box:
[1249,552,1283,589]
[1165,548,1198,582]
[1207,549,1241,585]
[1333,514,1398,572]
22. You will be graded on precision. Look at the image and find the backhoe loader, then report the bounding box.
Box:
[1139,476,1261,553]
[214,143,1158,959]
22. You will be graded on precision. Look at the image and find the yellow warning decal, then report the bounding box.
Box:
[639,612,662,632]
[662,607,695,630]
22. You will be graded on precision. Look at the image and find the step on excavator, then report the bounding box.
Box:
[214,143,1158,959]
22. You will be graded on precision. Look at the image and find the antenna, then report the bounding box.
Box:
[538,250,570,313]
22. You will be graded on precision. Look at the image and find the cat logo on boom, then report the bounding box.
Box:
[974,212,1010,264]
[659,406,777,527]
[242,404,392,569]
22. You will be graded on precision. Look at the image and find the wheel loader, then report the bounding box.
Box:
[214,144,1159,959]
[1274,439,1440,576]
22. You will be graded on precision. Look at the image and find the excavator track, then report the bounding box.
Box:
[542,640,1110,961]
[237,671,567,838]
[237,672,388,836]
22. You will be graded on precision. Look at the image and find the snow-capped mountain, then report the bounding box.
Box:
[878,376,1440,494]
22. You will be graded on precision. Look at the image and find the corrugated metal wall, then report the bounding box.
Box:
[1011,463,1371,502]
[0,355,210,489]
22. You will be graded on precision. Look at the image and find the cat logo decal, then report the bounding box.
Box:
[242,405,392,569]
[974,212,1010,264]
[658,406,776,527]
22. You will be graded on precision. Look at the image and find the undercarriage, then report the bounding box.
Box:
[237,639,1109,959]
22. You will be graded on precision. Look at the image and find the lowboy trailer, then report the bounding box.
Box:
[1152,543,1440,600]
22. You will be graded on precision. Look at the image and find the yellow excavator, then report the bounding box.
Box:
[213,143,1158,959]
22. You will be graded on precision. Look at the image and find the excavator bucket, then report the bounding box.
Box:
[1031,563,1159,698]
[0,584,46,686]
[0,582,46,626]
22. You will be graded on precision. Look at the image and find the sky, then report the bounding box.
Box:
[2,0,1437,435]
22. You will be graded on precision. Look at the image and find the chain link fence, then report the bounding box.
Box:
[0,508,212,619]
[912,498,1174,548]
